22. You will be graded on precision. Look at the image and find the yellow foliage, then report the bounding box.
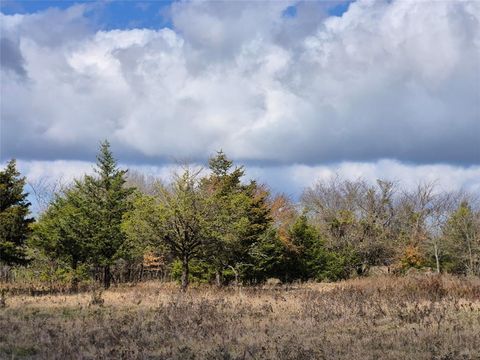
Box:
[143,252,164,270]
[400,245,424,269]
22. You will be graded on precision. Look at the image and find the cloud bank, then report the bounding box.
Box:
[17,159,480,202]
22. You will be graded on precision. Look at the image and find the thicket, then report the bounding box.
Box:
[1,141,479,291]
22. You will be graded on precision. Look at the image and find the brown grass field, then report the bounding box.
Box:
[1,275,480,359]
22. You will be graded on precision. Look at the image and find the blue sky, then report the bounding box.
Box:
[1,0,352,30]
[1,0,175,29]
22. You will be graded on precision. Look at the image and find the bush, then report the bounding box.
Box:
[171,259,217,284]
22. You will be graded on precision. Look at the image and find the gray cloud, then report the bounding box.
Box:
[1,0,479,166]
[0,37,26,76]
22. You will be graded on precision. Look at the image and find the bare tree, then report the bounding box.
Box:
[28,176,67,214]
[125,170,165,196]
[302,176,399,273]
[425,191,460,273]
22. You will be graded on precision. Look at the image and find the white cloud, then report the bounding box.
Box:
[13,159,480,203]
[1,0,479,176]
[17,160,94,184]
[249,160,480,198]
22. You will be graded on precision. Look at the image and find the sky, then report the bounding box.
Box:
[1,0,479,208]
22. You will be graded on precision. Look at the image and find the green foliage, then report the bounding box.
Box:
[82,140,134,268]
[121,192,165,262]
[30,141,133,288]
[16,148,480,288]
[248,228,293,282]
[248,215,348,283]
[201,152,273,285]
[242,183,272,246]
[0,159,34,265]
[170,259,216,284]
[30,187,90,271]
[208,150,235,177]
[289,215,346,281]
[155,168,214,289]
[443,201,480,275]
[12,247,91,287]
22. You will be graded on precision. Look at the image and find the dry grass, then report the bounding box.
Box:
[1,275,479,359]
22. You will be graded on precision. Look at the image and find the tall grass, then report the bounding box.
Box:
[1,275,479,359]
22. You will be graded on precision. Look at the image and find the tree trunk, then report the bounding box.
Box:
[228,265,239,286]
[434,243,440,274]
[467,236,474,276]
[71,261,79,293]
[215,270,222,287]
[181,256,189,291]
[103,265,112,289]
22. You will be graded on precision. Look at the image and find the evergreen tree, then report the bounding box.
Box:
[0,159,34,265]
[289,215,345,281]
[202,151,249,284]
[241,182,272,250]
[83,140,133,288]
[249,228,294,282]
[233,182,273,283]
[248,215,345,283]
[31,186,92,291]
[202,151,272,284]
[206,150,245,194]
[208,150,233,177]
[32,141,133,289]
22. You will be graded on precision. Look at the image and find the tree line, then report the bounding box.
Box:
[1,141,479,290]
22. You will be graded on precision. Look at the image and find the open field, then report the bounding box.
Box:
[1,275,480,360]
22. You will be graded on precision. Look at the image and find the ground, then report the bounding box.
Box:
[1,275,479,359]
